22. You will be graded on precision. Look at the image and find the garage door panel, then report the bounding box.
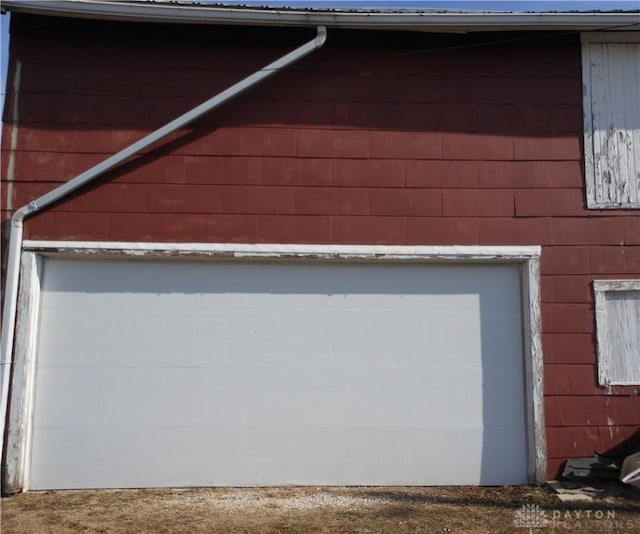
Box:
[32,368,97,428]
[34,366,489,429]
[30,424,525,489]
[39,260,517,369]
[483,374,528,426]
[475,425,529,485]
[33,367,212,429]
[34,309,124,364]
[38,310,489,370]
[480,311,526,368]
[42,260,518,299]
[30,258,529,488]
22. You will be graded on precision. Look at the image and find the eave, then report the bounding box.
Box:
[1,0,639,33]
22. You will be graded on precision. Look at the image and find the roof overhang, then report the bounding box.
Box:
[2,0,639,33]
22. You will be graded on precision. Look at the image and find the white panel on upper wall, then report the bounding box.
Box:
[29,258,528,489]
[582,34,640,208]
[594,280,640,385]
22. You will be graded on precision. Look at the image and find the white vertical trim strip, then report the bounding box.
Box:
[3,253,42,494]
[636,45,640,201]
[629,44,640,204]
[621,44,638,204]
[603,42,618,206]
[521,257,546,483]
[582,40,597,208]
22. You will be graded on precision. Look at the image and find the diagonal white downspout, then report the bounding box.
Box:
[0,26,327,465]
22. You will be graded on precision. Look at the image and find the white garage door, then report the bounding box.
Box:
[30,258,528,489]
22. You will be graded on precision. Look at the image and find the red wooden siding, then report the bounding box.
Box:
[2,15,640,480]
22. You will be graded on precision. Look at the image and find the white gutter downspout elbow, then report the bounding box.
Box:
[0,26,327,484]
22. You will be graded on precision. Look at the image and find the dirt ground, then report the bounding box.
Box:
[2,484,639,534]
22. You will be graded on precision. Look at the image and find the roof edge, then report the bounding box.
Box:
[2,0,640,32]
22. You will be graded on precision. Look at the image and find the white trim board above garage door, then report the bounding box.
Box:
[4,242,545,492]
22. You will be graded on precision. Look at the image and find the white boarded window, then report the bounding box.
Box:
[582,34,640,209]
[594,280,640,386]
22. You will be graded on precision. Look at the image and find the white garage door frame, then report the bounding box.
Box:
[3,241,545,493]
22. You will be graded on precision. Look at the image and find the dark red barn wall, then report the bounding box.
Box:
[2,14,640,480]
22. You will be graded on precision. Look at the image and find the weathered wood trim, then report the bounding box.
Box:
[23,241,541,262]
[11,241,546,487]
[594,279,640,386]
[521,257,547,484]
[594,280,640,292]
[582,38,597,208]
[2,252,42,494]
[581,32,640,44]
[581,36,640,209]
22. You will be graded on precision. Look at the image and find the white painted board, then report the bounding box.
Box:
[29,259,527,488]
[584,41,640,208]
[594,280,640,386]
